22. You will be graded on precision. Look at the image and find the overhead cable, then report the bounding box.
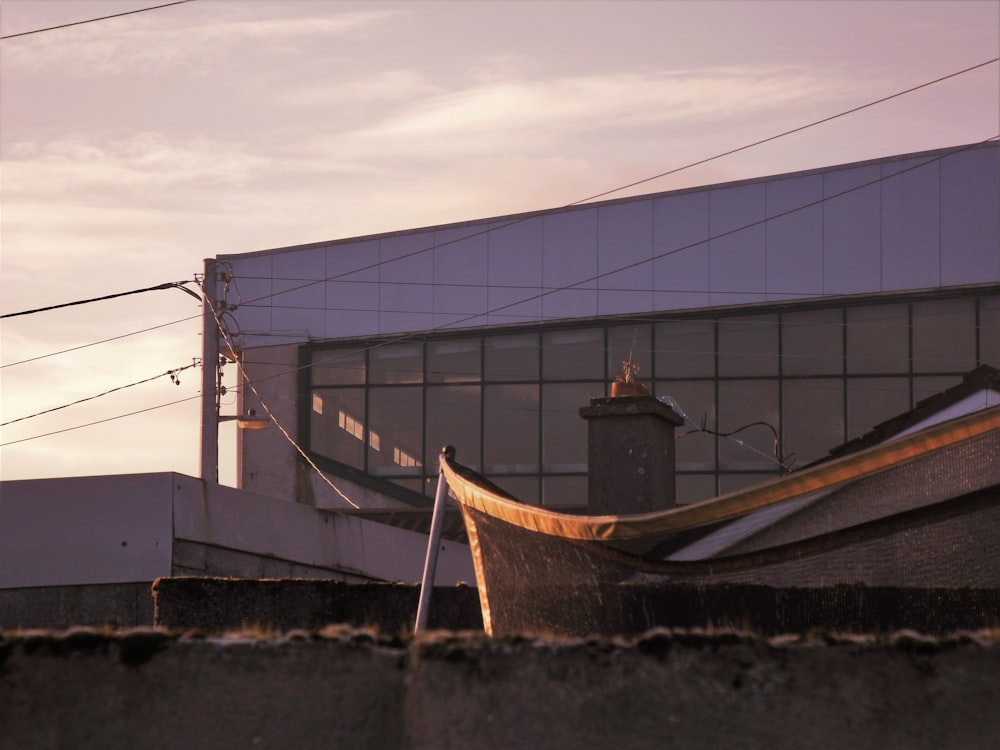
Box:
[0,281,199,319]
[238,137,1000,392]
[4,63,994,445]
[232,59,1000,311]
[7,58,990,368]
[1,360,200,427]
[204,287,361,510]
[566,57,999,207]
[0,395,200,447]
[0,315,199,369]
[0,1,196,41]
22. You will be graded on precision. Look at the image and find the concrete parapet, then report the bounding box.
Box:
[0,583,154,630]
[153,577,483,634]
[2,627,999,749]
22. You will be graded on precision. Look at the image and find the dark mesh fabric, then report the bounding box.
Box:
[449,414,1000,637]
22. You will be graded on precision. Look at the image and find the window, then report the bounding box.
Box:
[847,304,908,374]
[782,308,843,376]
[718,315,778,376]
[303,290,998,505]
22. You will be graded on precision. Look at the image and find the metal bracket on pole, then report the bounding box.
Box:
[415,445,455,633]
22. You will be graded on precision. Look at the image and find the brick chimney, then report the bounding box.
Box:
[579,393,683,516]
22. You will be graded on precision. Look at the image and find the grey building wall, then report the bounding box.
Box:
[218,142,999,347]
[0,472,474,627]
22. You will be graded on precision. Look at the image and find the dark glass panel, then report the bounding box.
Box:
[542,328,604,380]
[912,298,976,373]
[980,295,1000,366]
[655,380,715,471]
[655,319,715,378]
[542,382,598,472]
[846,377,910,441]
[781,308,843,376]
[426,385,481,471]
[427,339,481,383]
[311,349,366,386]
[367,386,423,475]
[370,343,423,384]
[718,314,778,376]
[309,388,365,469]
[717,380,780,471]
[541,475,588,509]
[484,333,539,381]
[491,476,541,506]
[675,474,718,505]
[484,384,539,473]
[846,304,908,374]
[782,379,844,469]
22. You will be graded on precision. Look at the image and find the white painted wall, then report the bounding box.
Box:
[219,142,1000,348]
[1,473,473,588]
[1,474,174,588]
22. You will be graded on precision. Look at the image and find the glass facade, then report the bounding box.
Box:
[304,290,1000,507]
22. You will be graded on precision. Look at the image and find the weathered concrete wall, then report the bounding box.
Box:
[3,628,999,750]
[153,578,483,633]
[0,584,154,629]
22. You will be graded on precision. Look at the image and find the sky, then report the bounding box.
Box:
[1,0,998,486]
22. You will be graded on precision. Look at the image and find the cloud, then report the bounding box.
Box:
[2,7,401,76]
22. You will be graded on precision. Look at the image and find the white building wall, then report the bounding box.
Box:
[1,473,473,588]
[219,142,1000,349]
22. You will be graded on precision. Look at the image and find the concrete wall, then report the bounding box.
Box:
[1,473,474,627]
[2,472,471,587]
[0,474,175,588]
[0,584,154,629]
[3,627,999,749]
[219,142,1000,347]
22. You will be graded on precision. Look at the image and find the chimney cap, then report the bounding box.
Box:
[579,394,684,425]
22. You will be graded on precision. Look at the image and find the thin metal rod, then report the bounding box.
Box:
[415,446,455,633]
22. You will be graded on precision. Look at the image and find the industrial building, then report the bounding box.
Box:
[215,140,999,513]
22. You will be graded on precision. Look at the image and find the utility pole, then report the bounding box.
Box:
[200,258,220,484]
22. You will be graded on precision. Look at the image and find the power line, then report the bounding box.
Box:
[229,59,1000,312]
[1,360,200,427]
[0,1,196,41]
[565,58,999,207]
[0,395,200,447]
[236,137,1000,390]
[0,314,200,369]
[0,280,199,319]
[11,138,985,447]
[3,63,993,446]
[6,58,990,370]
[204,287,362,509]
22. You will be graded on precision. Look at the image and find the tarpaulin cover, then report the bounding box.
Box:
[442,407,1000,636]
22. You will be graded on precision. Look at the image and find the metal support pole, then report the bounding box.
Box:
[415,445,455,633]
[200,258,220,484]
